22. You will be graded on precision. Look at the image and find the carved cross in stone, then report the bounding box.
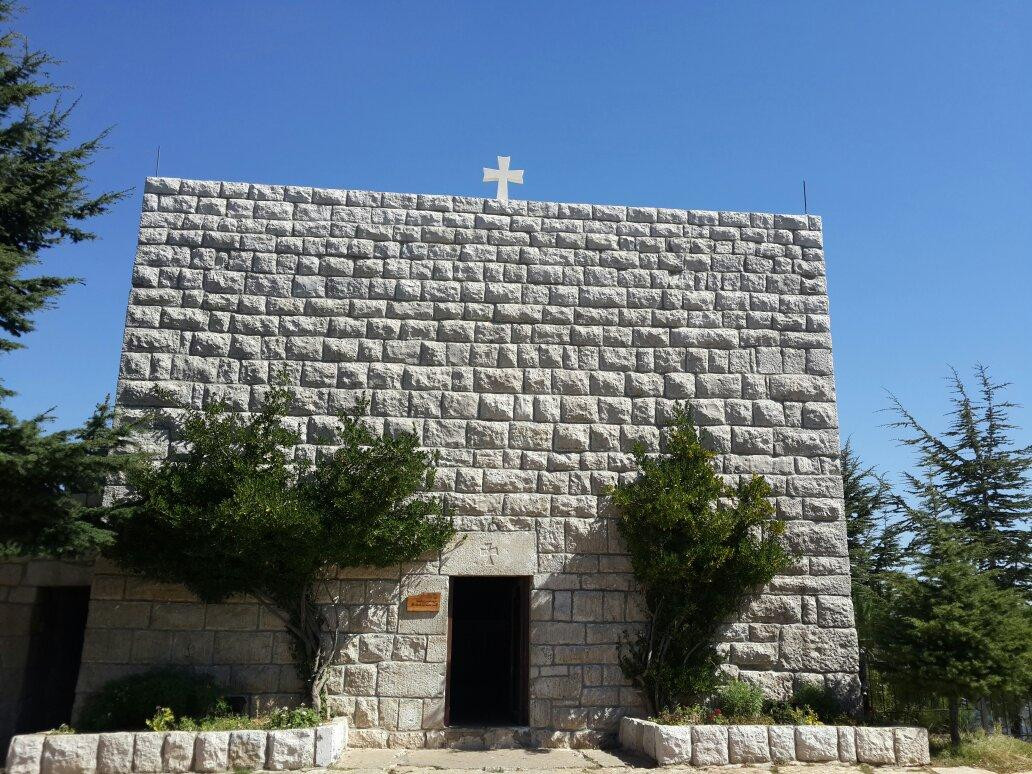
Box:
[480,542,499,565]
[482,156,523,203]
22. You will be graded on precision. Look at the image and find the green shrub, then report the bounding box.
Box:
[610,407,790,714]
[655,704,707,725]
[265,706,322,729]
[792,683,845,724]
[144,704,322,733]
[77,669,226,732]
[769,701,823,725]
[713,680,765,719]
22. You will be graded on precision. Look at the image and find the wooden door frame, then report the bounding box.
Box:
[443,575,531,727]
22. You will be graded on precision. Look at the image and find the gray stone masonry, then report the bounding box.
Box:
[0,559,94,751]
[5,719,348,774]
[620,717,930,766]
[77,177,858,748]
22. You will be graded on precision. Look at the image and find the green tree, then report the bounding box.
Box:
[0,397,136,556]
[609,407,790,714]
[106,387,454,714]
[889,366,1031,596]
[840,440,904,716]
[0,1,129,556]
[878,526,1032,746]
[0,0,124,352]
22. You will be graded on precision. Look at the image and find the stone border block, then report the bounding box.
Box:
[691,725,729,766]
[192,733,229,773]
[6,734,45,774]
[856,726,896,764]
[6,721,349,774]
[41,735,98,774]
[131,732,163,772]
[161,732,194,773]
[621,722,930,768]
[768,725,796,763]
[640,721,659,761]
[794,725,838,762]
[227,730,266,770]
[654,724,691,765]
[728,725,769,763]
[895,727,931,766]
[314,718,349,766]
[265,728,315,771]
[837,725,857,762]
[97,733,134,774]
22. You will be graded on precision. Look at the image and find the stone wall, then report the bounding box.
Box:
[72,560,301,719]
[77,177,859,747]
[620,717,931,767]
[0,559,93,750]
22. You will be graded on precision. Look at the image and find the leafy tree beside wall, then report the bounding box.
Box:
[609,407,790,715]
[106,387,455,715]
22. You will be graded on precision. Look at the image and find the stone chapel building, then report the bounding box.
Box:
[1,177,858,750]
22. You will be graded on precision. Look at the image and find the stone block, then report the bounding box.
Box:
[377,661,445,698]
[778,625,858,671]
[265,729,315,770]
[691,726,729,766]
[728,725,770,763]
[193,732,229,772]
[398,575,448,634]
[767,725,796,763]
[96,733,134,774]
[439,531,536,575]
[227,731,266,770]
[653,725,692,765]
[131,732,164,772]
[639,722,659,760]
[856,726,896,764]
[161,731,195,772]
[314,719,349,766]
[617,716,642,752]
[794,725,838,761]
[838,725,857,762]
[41,735,98,774]
[894,727,930,765]
[6,735,44,774]
[730,642,777,668]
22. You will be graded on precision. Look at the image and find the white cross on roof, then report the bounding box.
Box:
[482,156,523,203]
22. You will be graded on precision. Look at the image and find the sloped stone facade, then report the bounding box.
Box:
[76,177,858,747]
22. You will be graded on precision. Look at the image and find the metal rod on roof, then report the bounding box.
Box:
[803,180,808,214]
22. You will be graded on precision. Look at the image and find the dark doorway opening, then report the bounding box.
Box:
[446,576,529,726]
[16,586,91,734]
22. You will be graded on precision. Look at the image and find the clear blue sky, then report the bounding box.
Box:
[5,1,1031,483]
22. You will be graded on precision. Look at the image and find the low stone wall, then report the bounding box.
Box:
[5,719,347,774]
[619,717,930,767]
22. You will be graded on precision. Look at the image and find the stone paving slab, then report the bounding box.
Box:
[326,747,984,772]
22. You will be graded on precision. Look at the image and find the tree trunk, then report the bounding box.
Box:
[263,586,333,716]
[310,673,324,716]
[859,649,872,720]
[948,696,962,747]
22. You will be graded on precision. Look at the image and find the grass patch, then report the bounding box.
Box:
[930,732,1032,773]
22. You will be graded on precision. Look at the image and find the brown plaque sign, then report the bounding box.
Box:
[406,592,441,613]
